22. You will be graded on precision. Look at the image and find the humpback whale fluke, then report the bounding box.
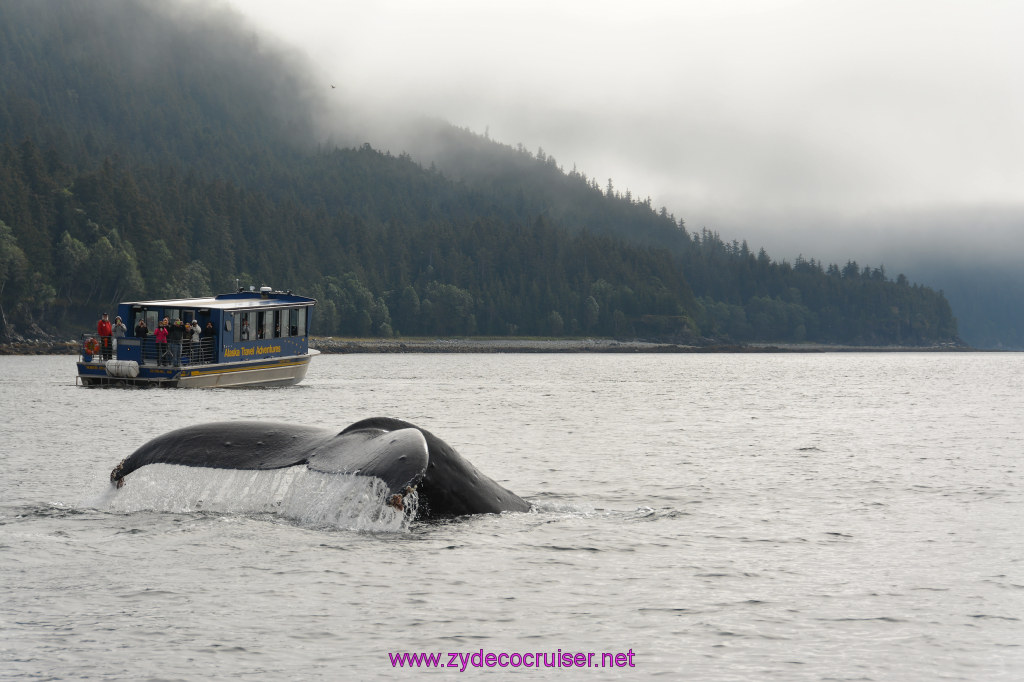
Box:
[110,418,530,519]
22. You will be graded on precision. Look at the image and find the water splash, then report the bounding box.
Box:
[95,464,417,532]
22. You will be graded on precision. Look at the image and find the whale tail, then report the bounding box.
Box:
[110,418,530,519]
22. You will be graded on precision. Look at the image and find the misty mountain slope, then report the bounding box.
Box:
[380,119,693,252]
[0,0,959,346]
[0,0,319,176]
[904,264,1024,350]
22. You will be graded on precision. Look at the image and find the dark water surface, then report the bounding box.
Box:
[1,353,1021,680]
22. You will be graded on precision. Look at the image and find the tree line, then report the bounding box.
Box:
[0,138,957,345]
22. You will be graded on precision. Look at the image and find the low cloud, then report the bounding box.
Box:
[232,0,1024,270]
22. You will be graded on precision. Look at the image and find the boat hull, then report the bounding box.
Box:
[76,353,315,388]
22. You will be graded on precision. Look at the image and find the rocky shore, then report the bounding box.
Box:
[307,338,970,354]
[309,337,699,353]
[0,336,971,356]
[0,339,78,355]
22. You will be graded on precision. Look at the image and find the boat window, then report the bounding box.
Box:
[289,308,300,336]
[297,307,307,336]
[234,311,253,341]
[256,311,271,340]
[164,308,180,324]
[273,309,283,338]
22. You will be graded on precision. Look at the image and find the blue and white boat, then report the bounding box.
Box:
[76,287,317,387]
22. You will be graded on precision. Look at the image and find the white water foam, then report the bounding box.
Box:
[97,464,417,532]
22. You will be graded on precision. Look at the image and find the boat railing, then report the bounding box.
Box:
[79,333,217,367]
[79,333,110,362]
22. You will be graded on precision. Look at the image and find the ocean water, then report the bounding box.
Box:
[0,353,1021,680]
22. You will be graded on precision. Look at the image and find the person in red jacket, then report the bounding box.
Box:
[154,318,169,366]
[97,313,113,360]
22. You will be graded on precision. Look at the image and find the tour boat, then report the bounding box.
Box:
[76,287,317,387]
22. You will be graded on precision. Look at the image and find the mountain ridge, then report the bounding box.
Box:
[0,0,960,347]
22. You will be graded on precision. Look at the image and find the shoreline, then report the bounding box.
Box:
[309,338,972,353]
[0,336,976,356]
[311,337,975,353]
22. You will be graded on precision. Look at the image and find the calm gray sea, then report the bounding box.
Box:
[1,353,1021,680]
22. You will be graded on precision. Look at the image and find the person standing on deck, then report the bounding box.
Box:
[97,313,112,360]
[190,319,202,363]
[168,319,185,367]
[203,321,216,362]
[154,318,169,366]
[134,317,149,364]
[182,321,192,363]
[112,316,127,355]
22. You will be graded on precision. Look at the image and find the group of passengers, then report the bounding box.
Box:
[94,310,218,367]
[113,315,215,367]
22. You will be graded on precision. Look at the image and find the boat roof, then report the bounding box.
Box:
[121,290,316,311]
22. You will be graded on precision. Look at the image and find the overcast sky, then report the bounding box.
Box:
[227,0,1023,268]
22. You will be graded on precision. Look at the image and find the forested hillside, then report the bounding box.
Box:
[0,0,960,345]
